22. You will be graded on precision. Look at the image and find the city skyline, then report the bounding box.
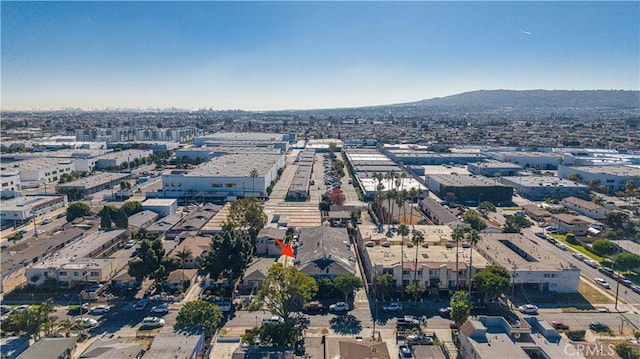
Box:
[2,1,638,111]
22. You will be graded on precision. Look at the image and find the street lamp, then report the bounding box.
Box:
[511,264,517,309]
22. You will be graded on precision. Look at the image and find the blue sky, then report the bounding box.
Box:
[2,1,638,110]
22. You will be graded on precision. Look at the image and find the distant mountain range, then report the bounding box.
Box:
[393,89,640,110]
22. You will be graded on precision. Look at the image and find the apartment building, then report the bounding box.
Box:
[561,196,611,220]
[550,213,592,236]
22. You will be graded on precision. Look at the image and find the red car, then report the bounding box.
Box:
[550,320,569,330]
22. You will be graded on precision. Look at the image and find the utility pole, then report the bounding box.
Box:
[614,262,621,311]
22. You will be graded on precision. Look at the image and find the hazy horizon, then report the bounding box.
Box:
[2,2,638,111]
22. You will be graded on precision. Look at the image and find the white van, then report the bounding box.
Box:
[262,316,284,326]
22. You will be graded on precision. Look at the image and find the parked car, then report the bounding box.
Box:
[631,285,640,294]
[549,320,569,330]
[584,259,598,268]
[383,302,403,312]
[572,253,584,260]
[150,303,169,314]
[261,315,284,326]
[594,278,611,289]
[398,345,413,358]
[76,317,99,329]
[133,298,149,310]
[42,217,52,224]
[124,240,136,249]
[406,333,434,345]
[598,267,614,277]
[69,303,89,315]
[439,307,452,317]
[517,304,539,315]
[396,316,421,330]
[89,305,111,314]
[12,305,31,313]
[141,316,165,329]
[303,301,325,313]
[35,229,45,235]
[329,302,350,313]
[0,305,12,315]
[589,321,609,332]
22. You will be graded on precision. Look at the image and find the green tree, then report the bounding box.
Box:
[253,262,318,320]
[100,206,113,229]
[259,321,303,347]
[397,223,410,282]
[567,173,582,182]
[249,168,259,196]
[120,180,132,190]
[176,300,223,335]
[127,238,166,283]
[465,229,481,292]
[328,142,337,153]
[605,212,629,230]
[3,300,55,340]
[566,233,577,244]
[373,273,394,302]
[227,197,267,240]
[66,202,91,222]
[462,210,487,231]
[333,273,364,302]
[473,265,511,302]
[112,209,128,229]
[450,290,472,327]
[614,252,640,271]
[405,282,427,302]
[502,215,533,233]
[477,201,496,216]
[198,231,253,283]
[121,201,142,216]
[615,342,640,359]
[451,227,465,289]
[592,239,618,256]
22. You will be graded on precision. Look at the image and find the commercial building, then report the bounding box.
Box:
[558,165,640,194]
[128,210,160,232]
[1,172,21,199]
[76,126,202,143]
[193,131,295,146]
[484,151,574,170]
[561,197,611,220]
[286,150,315,201]
[176,145,283,162]
[467,161,521,177]
[25,229,127,286]
[0,195,67,224]
[160,153,285,200]
[458,316,585,359]
[383,144,485,165]
[94,149,153,169]
[141,198,178,217]
[427,174,513,204]
[1,158,75,188]
[500,176,589,201]
[56,172,131,201]
[476,233,580,292]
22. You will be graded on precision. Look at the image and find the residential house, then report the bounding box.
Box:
[144,327,205,359]
[240,257,278,295]
[326,337,391,359]
[78,338,142,359]
[16,338,76,359]
[165,269,198,291]
[550,213,592,236]
[256,228,287,256]
[170,236,211,269]
[294,225,356,278]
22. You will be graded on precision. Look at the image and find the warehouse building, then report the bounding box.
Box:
[1,158,75,188]
[467,161,521,177]
[427,174,513,205]
[558,165,640,194]
[0,195,67,225]
[484,151,575,170]
[160,153,285,201]
[500,176,589,201]
[56,172,131,201]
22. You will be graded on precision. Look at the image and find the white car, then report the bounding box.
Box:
[42,218,52,224]
[141,316,165,328]
[382,302,403,312]
[631,285,640,294]
[124,240,136,249]
[595,278,611,289]
[261,315,284,326]
[584,259,598,268]
[517,304,539,315]
[329,302,350,312]
[89,305,111,314]
[12,305,30,313]
[76,317,99,329]
[572,253,584,260]
[150,303,169,314]
[133,298,149,310]
[35,229,45,235]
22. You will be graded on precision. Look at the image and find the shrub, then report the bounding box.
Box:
[566,330,585,341]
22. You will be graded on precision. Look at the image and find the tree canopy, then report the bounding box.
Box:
[67,202,91,222]
[227,197,267,240]
[450,290,472,327]
[333,273,364,302]
[0,300,55,340]
[176,300,223,335]
[127,238,167,283]
[473,265,511,302]
[592,239,618,256]
[613,252,640,271]
[502,214,533,233]
[198,230,253,283]
[121,201,142,216]
[462,210,487,231]
[253,263,318,320]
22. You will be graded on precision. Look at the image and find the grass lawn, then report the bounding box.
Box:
[551,234,604,262]
[578,281,613,304]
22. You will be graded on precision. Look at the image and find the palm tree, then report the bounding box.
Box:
[451,227,465,290]
[408,187,418,224]
[249,168,259,197]
[411,230,425,284]
[397,223,410,291]
[176,247,194,287]
[57,318,81,338]
[465,229,481,292]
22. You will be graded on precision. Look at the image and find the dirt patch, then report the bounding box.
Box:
[578,281,614,304]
